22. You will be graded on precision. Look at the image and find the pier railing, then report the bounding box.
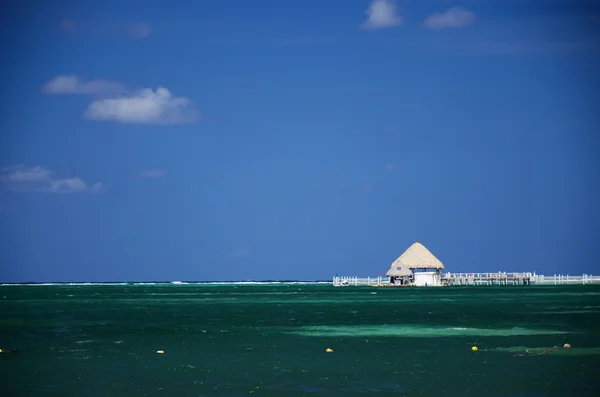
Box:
[332,277,386,287]
[529,274,600,285]
[332,273,600,287]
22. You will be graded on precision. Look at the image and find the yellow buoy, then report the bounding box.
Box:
[471,346,478,352]
[0,348,3,353]
[325,348,333,353]
[156,350,165,354]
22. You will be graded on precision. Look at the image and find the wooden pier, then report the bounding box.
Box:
[443,272,533,286]
[332,273,600,287]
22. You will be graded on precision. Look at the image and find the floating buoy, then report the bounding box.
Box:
[325,348,333,353]
[0,348,3,353]
[156,350,165,354]
[471,346,478,352]
[563,343,571,349]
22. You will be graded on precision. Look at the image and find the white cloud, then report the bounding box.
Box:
[0,165,104,194]
[129,23,151,38]
[138,169,167,179]
[84,87,199,125]
[361,0,403,30]
[424,7,476,30]
[42,76,200,125]
[42,75,125,95]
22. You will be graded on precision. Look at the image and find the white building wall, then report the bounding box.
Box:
[414,272,442,286]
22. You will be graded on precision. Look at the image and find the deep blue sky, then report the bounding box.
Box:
[1,0,599,282]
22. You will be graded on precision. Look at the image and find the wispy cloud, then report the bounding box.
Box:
[128,22,151,38]
[361,0,403,30]
[42,76,200,125]
[385,162,397,171]
[138,169,167,179]
[424,7,476,30]
[42,76,125,95]
[0,165,105,194]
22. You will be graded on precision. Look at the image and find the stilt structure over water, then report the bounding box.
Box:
[333,273,600,287]
[333,241,600,287]
[386,242,444,286]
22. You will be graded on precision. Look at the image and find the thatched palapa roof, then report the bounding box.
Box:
[388,242,445,270]
[386,265,413,277]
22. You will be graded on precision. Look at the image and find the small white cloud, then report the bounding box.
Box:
[138,169,167,179]
[0,165,104,194]
[361,0,403,30]
[424,6,476,30]
[42,76,200,125]
[42,76,125,95]
[129,23,151,38]
[84,87,199,125]
[385,162,397,171]
[47,178,87,193]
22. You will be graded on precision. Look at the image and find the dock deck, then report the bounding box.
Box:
[443,272,533,286]
[332,273,600,287]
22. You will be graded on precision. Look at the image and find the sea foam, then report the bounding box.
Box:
[487,346,600,356]
[286,324,571,338]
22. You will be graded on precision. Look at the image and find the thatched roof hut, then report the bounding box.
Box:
[388,241,445,270]
[386,265,413,277]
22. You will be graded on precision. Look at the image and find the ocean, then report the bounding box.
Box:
[1,283,599,396]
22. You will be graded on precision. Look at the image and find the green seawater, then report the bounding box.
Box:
[1,284,599,396]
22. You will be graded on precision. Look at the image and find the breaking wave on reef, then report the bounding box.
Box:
[286,324,571,338]
[486,346,600,356]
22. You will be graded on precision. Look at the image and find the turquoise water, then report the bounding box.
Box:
[1,283,599,396]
